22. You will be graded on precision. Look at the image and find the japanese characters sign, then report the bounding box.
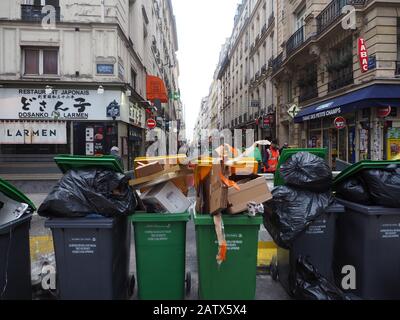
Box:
[0,121,67,144]
[0,88,122,121]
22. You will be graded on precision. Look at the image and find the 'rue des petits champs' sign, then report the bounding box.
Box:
[0,89,122,121]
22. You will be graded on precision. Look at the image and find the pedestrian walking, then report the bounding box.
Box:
[263,139,280,173]
[110,146,124,170]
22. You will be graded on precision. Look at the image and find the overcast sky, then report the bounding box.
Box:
[172,0,239,141]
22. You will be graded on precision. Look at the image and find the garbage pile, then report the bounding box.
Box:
[336,163,400,207]
[38,168,137,218]
[129,156,193,214]
[264,152,334,249]
[293,257,348,301]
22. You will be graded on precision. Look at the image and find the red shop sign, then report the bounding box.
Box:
[358,38,369,73]
[377,106,392,118]
[334,117,346,129]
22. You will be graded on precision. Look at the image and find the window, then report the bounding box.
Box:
[286,80,293,103]
[24,47,59,76]
[131,68,137,90]
[295,5,306,31]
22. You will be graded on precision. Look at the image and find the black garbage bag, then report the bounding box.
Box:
[280,152,332,192]
[293,256,349,300]
[38,169,137,218]
[264,186,333,249]
[336,177,371,205]
[362,165,400,208]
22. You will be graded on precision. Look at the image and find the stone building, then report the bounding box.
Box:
[0,0,183,176]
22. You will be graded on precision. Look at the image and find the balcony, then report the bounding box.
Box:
[316,0,366,34]
[268,13,275,27]
[21,5,61,22]
[286,26,304,56]
[261,64,267,74]
[261,24,267,36]
[271,53,283,73]
[299,86,318,103]
[328,67,354,92]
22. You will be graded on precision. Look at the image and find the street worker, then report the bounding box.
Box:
[110,146,124,170]
[264,139,280,173]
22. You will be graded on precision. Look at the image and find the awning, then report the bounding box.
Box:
[294,84,400,123]
[146,75,168,103]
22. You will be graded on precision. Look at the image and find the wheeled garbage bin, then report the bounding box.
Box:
[44,155,133,300]
[0,178,35,300]
[334,199,400,300]
[270,203,344,295]
[45,215,131,300]
[130,212,191,300]
[194,212,262,300]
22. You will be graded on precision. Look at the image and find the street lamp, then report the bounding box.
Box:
[45,85,53,95]
[97,85,104,95]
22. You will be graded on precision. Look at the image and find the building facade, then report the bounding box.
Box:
[0,0,183,174]
[201,0,400,168]
[272,0,400,168]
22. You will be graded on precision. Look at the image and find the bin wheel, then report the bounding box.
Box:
[185,272,191,297]
[270,256,279,281]
[128,274,135,297]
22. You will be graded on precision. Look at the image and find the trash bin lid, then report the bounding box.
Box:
[54,155,124,174]
[337,198,400,216]
[130,212,191,223]
[0,178,36,211]
[333,160,400,187]
[274,148,328,187]
[193,212,263,226]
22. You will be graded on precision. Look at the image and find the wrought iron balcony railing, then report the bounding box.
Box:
[286,26,304,55]
[271,53,283,73]
[316,0,366,34]
[328,69,354,92]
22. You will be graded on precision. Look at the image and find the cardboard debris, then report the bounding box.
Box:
[140,181,191,214]
[226,176,272,215]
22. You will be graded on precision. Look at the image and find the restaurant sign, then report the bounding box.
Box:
[0,89,122,121]
[0,121,67,144]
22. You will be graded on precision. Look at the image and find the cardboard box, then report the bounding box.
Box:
[227,176,272,215]
[141,181,191,213]
[135,161,164,178]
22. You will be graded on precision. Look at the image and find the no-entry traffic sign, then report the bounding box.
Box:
[147,118,157,129]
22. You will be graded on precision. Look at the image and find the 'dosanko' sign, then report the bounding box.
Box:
[358,38,369,73]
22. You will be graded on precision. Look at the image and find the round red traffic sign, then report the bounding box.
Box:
[334,117,346,129]
[377,106,391,118]
[147,118,157,129]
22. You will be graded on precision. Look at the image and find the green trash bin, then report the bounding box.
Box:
[194,212,263,300]
[54,154,124,173]
[130,212,191,300]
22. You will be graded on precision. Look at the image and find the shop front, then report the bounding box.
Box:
[294,84,400,169]
[0,87,130,173]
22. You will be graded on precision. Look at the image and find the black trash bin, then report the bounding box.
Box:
[0,178,36,300]
[272,203,344,295]
[45,215,131,300]
[0,214,33,300]
[334,199,400,300]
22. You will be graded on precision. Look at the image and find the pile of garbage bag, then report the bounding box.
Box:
[38,169,137,218]
[264,152,333,248]
[280,152,333,192]
[336,164,400,208]
[292,257,349,300]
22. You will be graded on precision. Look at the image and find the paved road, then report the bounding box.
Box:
[29,193,290,300]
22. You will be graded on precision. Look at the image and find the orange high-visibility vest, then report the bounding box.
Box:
[266,148,280,173]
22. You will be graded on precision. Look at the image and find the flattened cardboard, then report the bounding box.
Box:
[227,176,272,214]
